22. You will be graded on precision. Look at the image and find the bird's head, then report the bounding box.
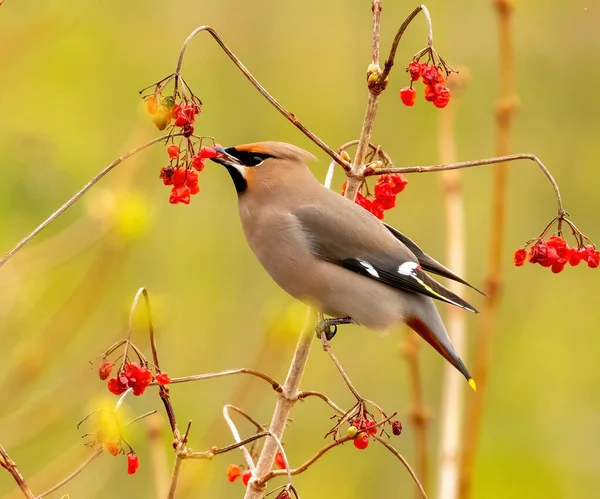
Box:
[210,141,315,194]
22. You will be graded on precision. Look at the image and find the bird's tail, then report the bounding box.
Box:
[405,297,475,390]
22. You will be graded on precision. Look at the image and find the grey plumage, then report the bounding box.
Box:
[211,141,478,383]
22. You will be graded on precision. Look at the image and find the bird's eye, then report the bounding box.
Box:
[252,155,264,166]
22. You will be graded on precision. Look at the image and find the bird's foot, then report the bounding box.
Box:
[315,316,354,342]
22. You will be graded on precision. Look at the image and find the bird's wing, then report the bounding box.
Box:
[383,223,485,295]
[294,201,478,313]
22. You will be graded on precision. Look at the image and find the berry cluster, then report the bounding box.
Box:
[227,452,287,486]
[342,173,408,220]
[347,417,402,450]
[348,417,378,450]
[515,236,599,273]
[400,61,451,109]
[159,146,219,204]
[99,361,170,396]
[142,75,223,205]
[514,213,598,274]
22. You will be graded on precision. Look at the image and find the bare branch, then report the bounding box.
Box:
[365,153,563,213]
[36,449,102,499]
[166,368,282,393]
[0,446,35,499]
[244,310,315,499]
[256,436,353,485]
[174,26,351,172]
[0,135,173,270]
[377,4,433,86]
[373,435,428,498]
[297,391,345,415]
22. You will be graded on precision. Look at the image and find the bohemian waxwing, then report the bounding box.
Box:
[211,141,480,387]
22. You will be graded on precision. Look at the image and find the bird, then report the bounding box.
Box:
[211,141,480,388]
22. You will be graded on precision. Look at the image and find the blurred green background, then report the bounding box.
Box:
[1,1,599,498]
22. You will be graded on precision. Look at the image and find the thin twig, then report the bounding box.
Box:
[222,406,257,470]
[297,391,345,415]
[377,4,432,86]
[36,449,102,499]
[365,153,562,213]
[256,436,353,484]
[0,135,173,270]
[166,369,282,392]
[173,26,351,171]
[460,2,518,497]
[0,445,35,499]
[373,435,428,499]
[321,338,362,400]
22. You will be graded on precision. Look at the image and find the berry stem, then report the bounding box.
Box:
[377,4,433,88]
[0,446,35,499]
[366,153,564,213]
[172,25,352,172]
[0,134,176,270]
[35,449,103,499]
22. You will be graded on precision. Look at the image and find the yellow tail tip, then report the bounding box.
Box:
[468,378,477,391]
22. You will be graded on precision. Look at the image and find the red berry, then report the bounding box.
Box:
[159,166,175,186]
[433,85,451,108]
[389,173,408,194]
[169,185,191,205]
[547,236,569,258]
[127,453,140,475]
[528,241,548,264]
[551,262,565,274]
[107,376,128,395]
[167,145,180,159]
[407,61,423,81]
[172,169,186,187]
[400,86,417,106]
[353,433,370,450]
[364,419,378,435]
[227,464,241,482]
[189,184,200,195]
[586,246,600,268]
[185,170,199,187]
[105,441,119,456]
[98,362,113,380]
[155,372,171,385]
[182,123,194,138]
[242,469,252,486]
[513,248,527,267]
[198,146,219,159]
[424,84,439,102]
[274,452,287,470]
[392,420,403,436]
[421,65,440,85]
[191,155,206,171]
[568,247,585,266]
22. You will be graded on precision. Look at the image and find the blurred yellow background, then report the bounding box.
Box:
[1,1,599,498]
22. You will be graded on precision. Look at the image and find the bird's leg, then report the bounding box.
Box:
[315,314,354,341]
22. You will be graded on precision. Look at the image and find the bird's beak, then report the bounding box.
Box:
[210,147,244,172]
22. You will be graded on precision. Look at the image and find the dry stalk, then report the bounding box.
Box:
[459,2,518,497]
[0,446,35,499]
[436,73,468,499]
[402,330,430,495]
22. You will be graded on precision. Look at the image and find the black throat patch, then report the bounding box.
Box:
[224,164,247,194]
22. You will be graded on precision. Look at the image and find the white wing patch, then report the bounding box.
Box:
[397,261,419,276]
[359,260,380,278]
